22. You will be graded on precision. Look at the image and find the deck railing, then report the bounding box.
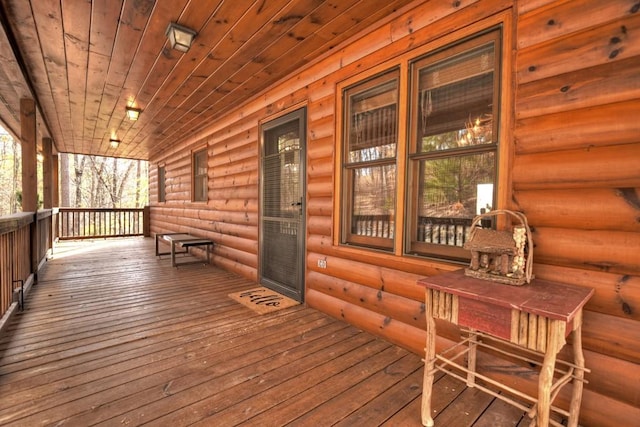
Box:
[57,207,148,240]
[416,216,474,247]
[352,214,395,238]
[0,211,51,322]
[0,207,150,325]
[351,214,474,246]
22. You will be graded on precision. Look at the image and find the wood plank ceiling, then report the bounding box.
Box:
[0,0,417,160]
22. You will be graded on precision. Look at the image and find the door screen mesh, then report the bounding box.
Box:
[261,121,301,292]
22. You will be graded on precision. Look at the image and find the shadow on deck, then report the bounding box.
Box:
[0,237,528,426]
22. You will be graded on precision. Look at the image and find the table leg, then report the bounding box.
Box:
[422,289,436,427]
[171,241,177,267]
[568,311,585,427]
[467,329,478,387]
[537,320,563,427]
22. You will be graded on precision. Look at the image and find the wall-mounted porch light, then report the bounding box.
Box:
[165,22,197,52]
[109,138,120,148]
[125,106,142,121]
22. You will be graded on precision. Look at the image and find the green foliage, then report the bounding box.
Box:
[419,152,494,218]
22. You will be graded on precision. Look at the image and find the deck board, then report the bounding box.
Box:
[0,237,528,426]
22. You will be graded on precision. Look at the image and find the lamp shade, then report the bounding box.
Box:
[109,138,120,148]
[166,22,197,52]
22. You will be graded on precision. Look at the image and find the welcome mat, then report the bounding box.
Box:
[228,287,299,315]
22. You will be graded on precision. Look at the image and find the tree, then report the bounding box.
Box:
[61,153,148,209]
[60,152,70,206]
[1,137,148,217]
[73,154,86,206]
[0,128,21,215]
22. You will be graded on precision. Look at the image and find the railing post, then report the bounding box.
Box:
[52,208,59,243]
[30,211,38,283]
[143,206,151,237]
[20,98,38,213]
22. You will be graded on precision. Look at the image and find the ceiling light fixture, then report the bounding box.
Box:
[165,22,197,52]
[125,106,141,121]
[109,138,120,148]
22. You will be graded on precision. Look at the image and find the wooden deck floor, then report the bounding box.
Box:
[0,237,528,426]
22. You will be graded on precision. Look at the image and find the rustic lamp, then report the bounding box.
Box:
[109,138,120,148]
[125,106,141,121]
[165,22,197,52]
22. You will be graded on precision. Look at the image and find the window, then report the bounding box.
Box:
[337,28,503,262]
[341,70,399,250]
[408,31,500,261]
[158,165,166,202]
[192,148,208,202]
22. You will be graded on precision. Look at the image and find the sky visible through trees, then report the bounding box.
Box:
[0,126,148,216]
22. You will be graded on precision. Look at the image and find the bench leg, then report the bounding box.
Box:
[171,241,177,267]
[156,234,188,258]
[165,241,213,268]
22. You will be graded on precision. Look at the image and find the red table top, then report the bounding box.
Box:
[418,269,594,322]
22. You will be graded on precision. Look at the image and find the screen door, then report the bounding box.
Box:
[259,108,306,302]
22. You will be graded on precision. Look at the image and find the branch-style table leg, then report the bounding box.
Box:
[536,320,563,426]
[568,311,585,427]
[421,289,436,427]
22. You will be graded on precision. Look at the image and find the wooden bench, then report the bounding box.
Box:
[155,233,214,267]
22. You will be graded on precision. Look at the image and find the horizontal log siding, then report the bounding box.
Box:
[512,0,640,422]
[148,0,640,424]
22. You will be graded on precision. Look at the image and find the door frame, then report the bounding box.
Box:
[258,106,307,302]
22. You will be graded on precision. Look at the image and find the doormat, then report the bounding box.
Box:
[228,287,299,315]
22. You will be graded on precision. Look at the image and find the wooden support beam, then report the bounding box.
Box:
[42,137,52,209]
[20,98,37,212]
[52,153,59,207]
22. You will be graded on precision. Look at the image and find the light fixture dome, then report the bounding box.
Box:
[166,22,197,52]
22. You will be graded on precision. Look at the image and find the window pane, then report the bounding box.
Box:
[263,147,300,218]
[193,149,207,202]
[195,150,207,175]
[265,121,299,156]
[350,164,395,240]
[194,176,207,201]
[416,42,495,152]
[415,152,494,247]
[158,166,166,202]
[346,75,398,163]
[342,70,398,250]
[263,119,301,218]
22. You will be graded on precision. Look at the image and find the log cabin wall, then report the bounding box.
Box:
[148,0,640,425]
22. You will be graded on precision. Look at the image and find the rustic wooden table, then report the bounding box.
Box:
[418,269,594,427]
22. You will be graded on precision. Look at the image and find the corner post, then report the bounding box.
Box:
[21,98,38,278]
[20,98,37,212]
